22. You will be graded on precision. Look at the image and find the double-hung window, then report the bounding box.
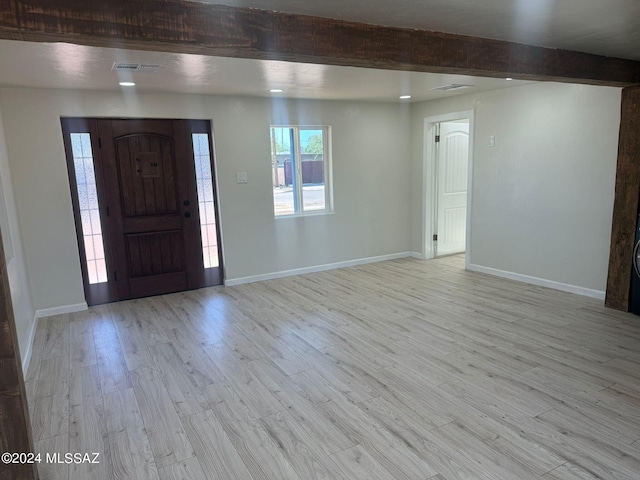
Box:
[270,126,332,216]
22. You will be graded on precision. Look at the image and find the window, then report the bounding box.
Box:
[191,133,219,268]
[270,126,332,216]
[69,132,108,284]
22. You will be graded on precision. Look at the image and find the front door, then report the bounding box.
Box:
[62,118,222,304]
[100,119,206,300]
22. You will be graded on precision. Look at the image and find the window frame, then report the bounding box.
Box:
[187,122,224,287]
[61,117,116,305]
[271,125,333,217]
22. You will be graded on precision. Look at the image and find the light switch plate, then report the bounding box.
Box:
[236,171,248,184]
[489,135,495,147]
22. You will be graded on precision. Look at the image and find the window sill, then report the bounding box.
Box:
[275,210,334,219]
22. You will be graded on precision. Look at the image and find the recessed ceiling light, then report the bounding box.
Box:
[119,81,136,87]
[505,77,513,81]
[270,89,284,93]
[399,95,412,99]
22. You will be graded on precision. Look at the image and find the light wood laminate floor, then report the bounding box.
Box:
[26,255,640,479]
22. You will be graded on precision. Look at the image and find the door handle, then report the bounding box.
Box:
[183,200,190,207]
[184,212,191,218]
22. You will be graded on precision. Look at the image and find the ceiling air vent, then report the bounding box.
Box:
[430,84,475,91]
[112,63,162,73]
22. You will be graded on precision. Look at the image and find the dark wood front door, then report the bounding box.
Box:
[99,119,204,300]
[62,118,222,305]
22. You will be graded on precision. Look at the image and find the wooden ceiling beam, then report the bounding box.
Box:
[606,86,640,311]
[0,0,639,87]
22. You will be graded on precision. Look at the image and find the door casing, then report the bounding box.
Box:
[62,117,223,305]
[421,110,475,265]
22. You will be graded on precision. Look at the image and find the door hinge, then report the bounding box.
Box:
[106,206,110,217]
[433,234,438,241]
[113,271,117,281]
[435,135,440,143]
[98,137,102,148]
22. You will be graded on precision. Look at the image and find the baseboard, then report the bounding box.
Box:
[225,252,413,286]
[35,302,88,319]
[20,313,38,374]
[467,264,605,300]
[411,251,426,259]
[22,302,88,372]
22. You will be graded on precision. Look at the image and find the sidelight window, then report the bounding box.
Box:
[270,126,332,216]
[192,133,219,268]
[70,133,108,284]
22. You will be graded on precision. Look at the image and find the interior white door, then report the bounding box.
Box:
[436,120,469,256]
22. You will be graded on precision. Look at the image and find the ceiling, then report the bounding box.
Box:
[0,40,531,102]
[1,0,636,101]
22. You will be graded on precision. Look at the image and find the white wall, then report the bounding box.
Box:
[0,82,623,314]
[411,82,621,294]
[0,88,412,310]
[0,102,36,367]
